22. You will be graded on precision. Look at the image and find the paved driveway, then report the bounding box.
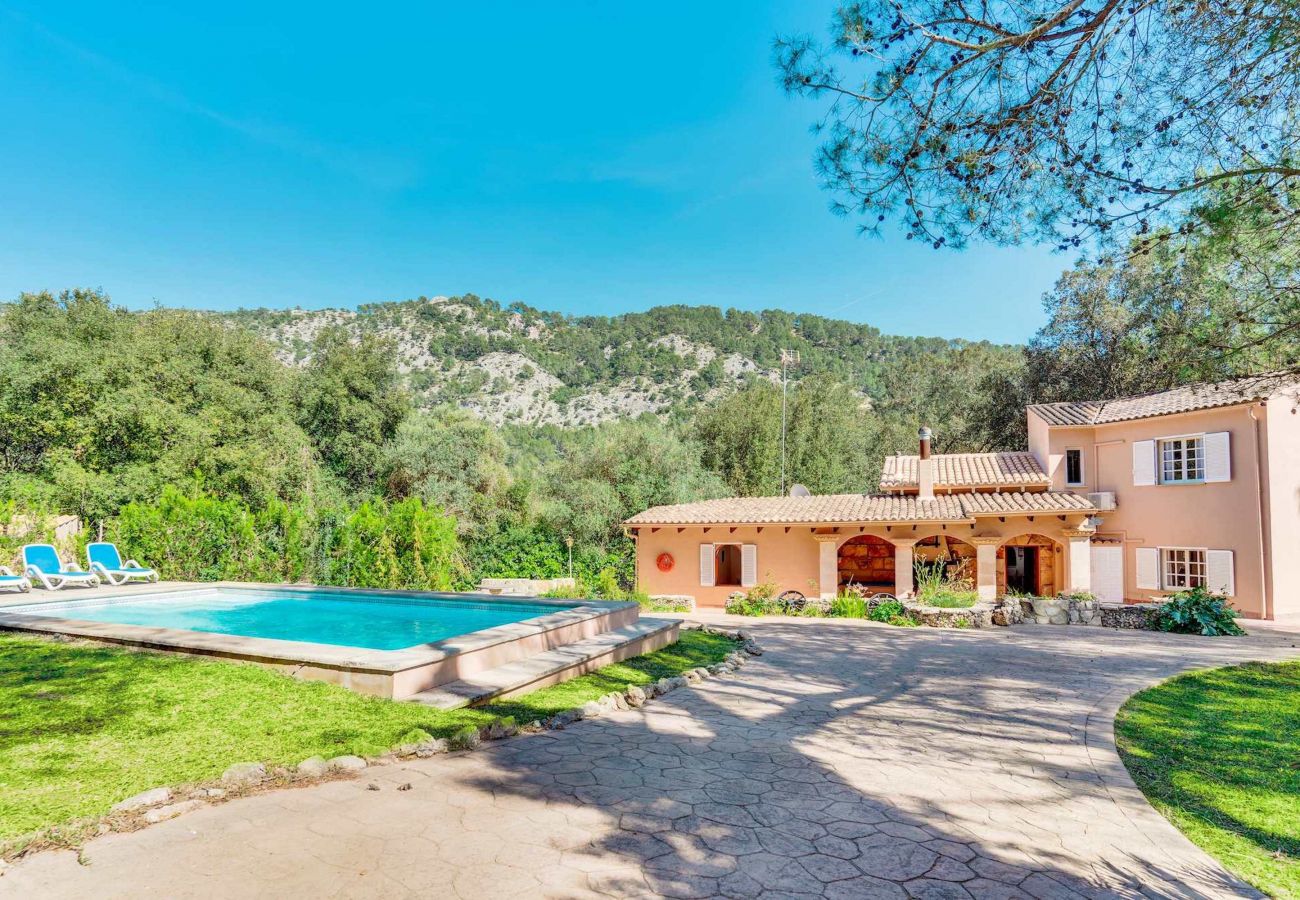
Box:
[5,617,1299,899]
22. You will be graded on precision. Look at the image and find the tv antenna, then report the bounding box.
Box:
[779,348,800,495]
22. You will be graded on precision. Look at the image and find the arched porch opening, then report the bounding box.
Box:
[997,534,1061,597]
[913,534,977,593]
[836,534,895,594]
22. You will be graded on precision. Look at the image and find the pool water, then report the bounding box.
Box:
[21,588,570,651]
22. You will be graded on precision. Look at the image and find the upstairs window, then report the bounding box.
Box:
[1161,548,1207,590]
[1160,437,1204,483]
[1065,449,1084,486]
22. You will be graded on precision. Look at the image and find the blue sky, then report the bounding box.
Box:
[0,2,1069,342]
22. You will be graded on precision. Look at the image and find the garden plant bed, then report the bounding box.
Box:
[1115,661,1300,899]
[900,597,996,628]
[0,626,749,860]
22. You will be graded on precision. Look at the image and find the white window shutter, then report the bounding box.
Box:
[1090,545,1124,603]
[1133,440,1156,486]
[699,543,715,587]
[1136,548,1160,590]
[1207,550,1235,596]
[1204,432,1231,483]
[740,544,758,588]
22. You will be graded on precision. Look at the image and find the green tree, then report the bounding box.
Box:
[382,407,513,536]
[295,327,409,492]
[776,2,1300,252]
[694,383,783,496]
[0,290,327,521]
[696,376,885,495]
[540,419,728,552]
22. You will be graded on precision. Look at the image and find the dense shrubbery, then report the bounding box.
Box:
[114,487,460,589]
[0,292,746,593]
[1156,587,1245,637]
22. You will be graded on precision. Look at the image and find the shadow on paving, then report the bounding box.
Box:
[457,620,1283,899]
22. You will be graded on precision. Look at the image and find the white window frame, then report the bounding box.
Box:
[1158,435,1206,484]
[1160,547,1207,590]
[1064,448,1085,486]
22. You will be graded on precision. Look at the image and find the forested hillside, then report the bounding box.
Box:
[4,244,1278,598]
[227,295,1020,428]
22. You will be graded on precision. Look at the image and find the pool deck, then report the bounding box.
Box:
[0,582,665,700]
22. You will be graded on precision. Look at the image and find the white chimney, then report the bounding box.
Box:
[917,427,935,501]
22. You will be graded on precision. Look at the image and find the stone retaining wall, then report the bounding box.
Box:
[900,598,995,628]
[1099,602,1161,630]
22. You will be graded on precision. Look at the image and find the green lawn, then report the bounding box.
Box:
[1115,661,1300,899]
[0,629,735,850]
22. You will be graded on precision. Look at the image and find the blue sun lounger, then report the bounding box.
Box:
[22,543,101,591]
[0,565,31,593]
[87,542,158,585]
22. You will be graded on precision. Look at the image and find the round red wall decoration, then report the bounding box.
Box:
[655,552,674,572]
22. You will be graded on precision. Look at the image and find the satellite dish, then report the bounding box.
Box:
[789,484,811,497]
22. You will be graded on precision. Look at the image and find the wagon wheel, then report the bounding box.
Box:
[778,590,806,611]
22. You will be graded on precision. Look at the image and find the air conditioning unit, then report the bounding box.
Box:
[1087,491,1118,511]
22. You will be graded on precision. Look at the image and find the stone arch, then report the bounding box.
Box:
[997,533,1062,597]
[836,534,895,593]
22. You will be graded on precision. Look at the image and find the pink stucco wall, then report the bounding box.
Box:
[632,518,1091,610]
[1029,401,1286,619]
[1264,395,1300,620]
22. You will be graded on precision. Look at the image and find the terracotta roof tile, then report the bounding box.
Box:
[625,493,967,526]
[879,452,1048,490]
[1029,373,1300,427]
[625,490,1095,526]
[958,491,1096,515]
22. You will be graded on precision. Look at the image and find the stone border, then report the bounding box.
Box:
[0,625,761,866]
[900,598,996,628]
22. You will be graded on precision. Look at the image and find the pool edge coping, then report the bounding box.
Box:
[0,582,640,676]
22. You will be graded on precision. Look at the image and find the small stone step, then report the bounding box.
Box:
[406,618,679,710]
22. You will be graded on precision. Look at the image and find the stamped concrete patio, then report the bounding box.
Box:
[5,615,1299,899]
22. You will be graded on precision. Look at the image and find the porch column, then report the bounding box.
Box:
[814,534,841,600]
[970,536,1003,601]
[890,538,917,599]
[1063,528,1094,594]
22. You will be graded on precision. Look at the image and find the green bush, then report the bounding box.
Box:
[318,497,461,590]
[830,593,868,618]
[868,599,906,622]
[724,582,786,616]
[115,489,460,589]
[1156,587,1244,636]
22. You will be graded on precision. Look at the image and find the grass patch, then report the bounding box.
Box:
[1115,661,1300,899]
[916,591,978,608]
[0,628,735,849]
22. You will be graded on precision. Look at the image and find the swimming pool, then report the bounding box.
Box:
[9,588,568,651]
[0,584,655,699]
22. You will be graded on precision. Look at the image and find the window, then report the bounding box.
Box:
[1065,448,1084,486]
[1160,437,1205,483]
[1161,548,1206,590]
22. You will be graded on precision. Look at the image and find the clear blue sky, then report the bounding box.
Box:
[0,2,1070,342]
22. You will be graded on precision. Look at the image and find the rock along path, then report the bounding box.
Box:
[5,616,1299,899]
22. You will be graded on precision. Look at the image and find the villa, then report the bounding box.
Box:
[627,373,1300,620]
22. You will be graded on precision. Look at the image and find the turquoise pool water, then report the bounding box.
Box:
[20,588,569,651]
